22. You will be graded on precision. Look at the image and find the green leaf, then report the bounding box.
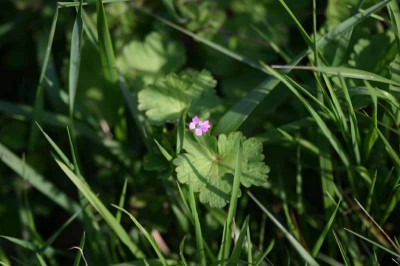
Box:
[138,69,218,125]
[173,132,269,208]
[117,32,186,82]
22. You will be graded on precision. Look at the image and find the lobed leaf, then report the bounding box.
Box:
[138,69,218,125]
[173,132,269,208]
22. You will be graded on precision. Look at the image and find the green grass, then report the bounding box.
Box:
[1,0,400,265]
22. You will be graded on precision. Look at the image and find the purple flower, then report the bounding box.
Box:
[189,116,211,136]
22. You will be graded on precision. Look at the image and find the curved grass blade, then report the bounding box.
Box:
[271,65,400,87]
[344,228,400,258]
[248,192,319,266]
[54,158,145,258]
[112,205,167,266]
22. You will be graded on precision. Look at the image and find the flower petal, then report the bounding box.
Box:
[200,120,211,132]
[192,116,199,123]
[189,122,196,130]
[195,128,203,136]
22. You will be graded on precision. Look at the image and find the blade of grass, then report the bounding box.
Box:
[54,158,144,258]
[344,228,400,258]
[111,179,128,260]
[187,182,206,265]
[179,236,188,266]
[271,65,400,87]
[246,224,253,265]
[96,0,121,122]
[248,192,319,266]
[69,0,83,117]
[254,239,275,266]
[311,199,342,256]
[112,205,167,266]
[73,232,86,266]
[229,216,250,266]
[339,76,361,164]
[36,253,48,266]
[177,111,186,155]
[332,231,351,266]
[154,139,173,162]
[221,140,243,262]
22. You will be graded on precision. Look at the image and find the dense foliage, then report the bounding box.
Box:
[1,0,400,265]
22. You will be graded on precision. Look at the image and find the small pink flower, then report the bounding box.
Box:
[189,116,211,136]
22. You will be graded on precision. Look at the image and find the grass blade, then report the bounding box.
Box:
[254,239,275,266]
[179,236,188,266]
[54,158,144,258]
[311,199,342,256]
[72,232,86,266]
[96,0,121,122]
[229,216,250,266]
[221,140,243,261]
[187,182,206,265]
[69,0,83,117]
[344,228,400,258]
[332,231,351,266]
[271,65,400,87]
[36,253,48,266]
